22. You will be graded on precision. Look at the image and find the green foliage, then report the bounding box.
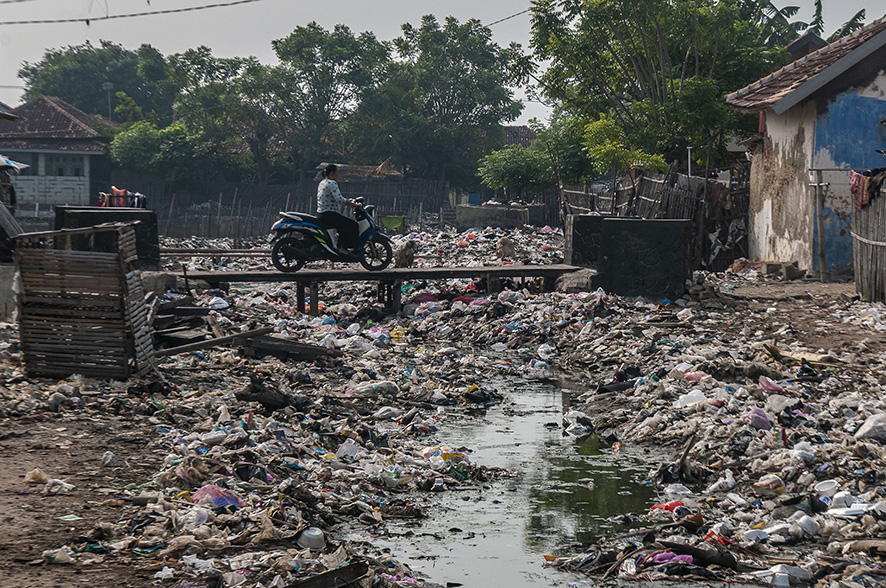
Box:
[19,40,173,120]
[583,117,667,175]
[828,10,866,42]
[113,91,144,123]
[353,15,532,184]
[530,0,785,167]
[531,116,596,186]
[110,121,161,173]
[479,146,554,194]
[272,23,391,171]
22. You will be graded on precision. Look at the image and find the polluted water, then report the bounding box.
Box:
[344,376,658,587]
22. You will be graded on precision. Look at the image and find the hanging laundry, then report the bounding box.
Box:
[850,170,871,211]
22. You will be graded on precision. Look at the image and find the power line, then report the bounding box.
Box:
[485,9,530,28]
[0,0,274,25]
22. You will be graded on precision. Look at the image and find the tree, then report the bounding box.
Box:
[828,10,866,42]
[479,145,554,198]
[583,116,667,178]
[353,15,533,186]
[530,0,784,169]
[531,116,596,188]
[271,23,391,174]
[19,40,173,119]
[110,121,161,173]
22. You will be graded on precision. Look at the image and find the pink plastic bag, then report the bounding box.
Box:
[743,407,772,430]
[759,375,784,393]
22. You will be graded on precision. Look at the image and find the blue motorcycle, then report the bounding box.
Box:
[269,197,393,272]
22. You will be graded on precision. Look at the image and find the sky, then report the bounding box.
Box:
[0,0,878,124]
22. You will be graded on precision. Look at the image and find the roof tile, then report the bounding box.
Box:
[726,15,886,112]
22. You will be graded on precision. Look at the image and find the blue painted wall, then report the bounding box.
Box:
[814,92,886,169]
[812,206,852,271]
[813,92,886,271]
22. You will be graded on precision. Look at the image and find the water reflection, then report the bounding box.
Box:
[523,430,655,553]
[349,378,658,586]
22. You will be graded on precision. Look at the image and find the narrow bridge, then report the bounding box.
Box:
[173,264,583,314]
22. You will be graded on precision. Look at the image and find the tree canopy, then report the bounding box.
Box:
[20,40,173,121]
[19,3,871,192]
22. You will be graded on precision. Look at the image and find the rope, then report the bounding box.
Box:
[851,231,886,247]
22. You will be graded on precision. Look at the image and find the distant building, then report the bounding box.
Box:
[503,125,538,148]
[726,14,886,272]
[0,96,112,213]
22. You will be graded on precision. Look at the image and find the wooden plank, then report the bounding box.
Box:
[20,307,123,319]
[21,315,125,326]
[233,334,343,358]
[154,326,274,358]
[21,295,122,307]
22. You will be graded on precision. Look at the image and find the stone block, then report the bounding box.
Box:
[565,214,607,267]
[455,205,528,231]
[556,268,597,293]
[594,218,692,299]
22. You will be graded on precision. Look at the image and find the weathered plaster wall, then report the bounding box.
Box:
[749,101,816,268]
[811,71,886,271]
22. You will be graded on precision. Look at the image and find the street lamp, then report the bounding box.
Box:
[101,82,113,121]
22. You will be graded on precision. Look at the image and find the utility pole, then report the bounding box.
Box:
[102,82,114,121]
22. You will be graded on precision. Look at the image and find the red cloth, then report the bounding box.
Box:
[850,170,871,212]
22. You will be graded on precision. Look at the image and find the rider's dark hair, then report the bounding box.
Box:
[322,164,338,178]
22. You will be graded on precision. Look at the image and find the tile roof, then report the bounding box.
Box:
[726,14,886,113]
[0,96,110,152]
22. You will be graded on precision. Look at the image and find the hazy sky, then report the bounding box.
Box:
[0,0,878,124]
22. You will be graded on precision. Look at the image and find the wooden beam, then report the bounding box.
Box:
[154,326,273,358]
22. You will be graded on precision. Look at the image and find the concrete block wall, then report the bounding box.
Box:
[455,205,529,231]
[12,176,91,211]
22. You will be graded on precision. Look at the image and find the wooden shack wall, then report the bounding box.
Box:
[853,187,886,303]
[15,225,153,379]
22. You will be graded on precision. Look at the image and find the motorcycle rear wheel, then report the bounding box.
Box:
[271,236,307,272]
[359,236,393,271]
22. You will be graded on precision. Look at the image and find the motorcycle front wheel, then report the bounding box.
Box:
[271,236,307,272]
[359,236,393,271]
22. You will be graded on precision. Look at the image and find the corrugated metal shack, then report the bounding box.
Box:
[14,222,154,378]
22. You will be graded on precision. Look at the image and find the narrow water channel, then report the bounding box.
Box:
[347,378,659,587]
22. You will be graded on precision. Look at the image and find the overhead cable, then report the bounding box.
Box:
[0,0,273,25]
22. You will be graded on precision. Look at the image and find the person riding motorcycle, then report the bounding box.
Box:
[317,164,360,254]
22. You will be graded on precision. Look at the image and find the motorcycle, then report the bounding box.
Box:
[268,197,393,272]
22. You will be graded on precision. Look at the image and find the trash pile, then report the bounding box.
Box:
[4,221,886,587]
[543,274,886,586]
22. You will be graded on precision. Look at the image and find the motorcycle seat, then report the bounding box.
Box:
[281,212,321,224]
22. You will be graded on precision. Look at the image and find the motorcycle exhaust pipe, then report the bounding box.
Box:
[280,244,309,259]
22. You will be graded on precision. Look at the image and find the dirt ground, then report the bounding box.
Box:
[726,278,886,355]
[0,414,160,588]
[0,276,881,588]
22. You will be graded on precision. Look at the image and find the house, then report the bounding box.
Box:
[0,96,112,213]
[725,15,886,273]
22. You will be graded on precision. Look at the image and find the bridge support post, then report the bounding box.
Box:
[309,282,319,316]
[296,282,306,313]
